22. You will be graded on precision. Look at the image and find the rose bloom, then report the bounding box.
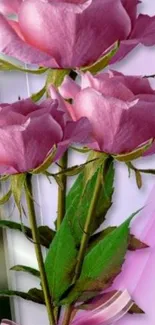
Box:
[0,97,91,175]
[0,0,155,68]
[49,70,155,156]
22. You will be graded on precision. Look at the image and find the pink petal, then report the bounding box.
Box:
[0,122,28,174]
[73,88,155,154]
[121,0,139,26]
[4,98,39,116]
[0,0,22,15]
[111,14,155,64]
[59,75,81,100]
[49,85,77,121]
[49,85,68,113]
[1,321,18,325]
[131,14,155,46]
[8,20,25,40]
[0,14,59,67]
[19,0,131,68]
[0,110,63,174]
[22,114,63,171]
[81,71,134,101]
[55,117,94,161]
[105,70,155,95]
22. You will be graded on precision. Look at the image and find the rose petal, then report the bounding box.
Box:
[55,117,94,160]
[0,14,59,67]
[73,88,155,154]
[49,85,77,121]
[19,0,131,68]
[111,14,155,64]
[106,70,155,95]
[121,0,139,26]
[59,75,81,100]
[0,113,62,174]
[0,0,22,15]
[81,72,134,101]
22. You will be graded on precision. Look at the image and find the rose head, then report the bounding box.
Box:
[0,97,91,175]
[0,0,155,68]
[58,70,155,156]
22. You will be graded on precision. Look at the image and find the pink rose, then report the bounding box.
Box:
[56,70,155,156]
[0,0,155,68]
[0,98,91,175]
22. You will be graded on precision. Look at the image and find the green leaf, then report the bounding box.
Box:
[129,235,149,251]
[45,201,78,303]
[137,168,155,175]
[52,157,100,177]
[81,41,119,74]
[38,226,56,248]
[0,58,48,74]
[129,303,144,314]
[0,175,10,182]
[114,139,154,162]
[135,170,142,189]
[89,227,148,252]
[0,220,55,248]
[11,174,26,214]
[31,146,57,174]
[0,289,45,304]
[71,146,91,153]
[45,158,114,304]
[10,265,40,278]
[0,220,32,236]
[46,69,70,95]
[31,85,46,102]
[61,210,140,305]
[0,189,12,205]
[27,288,45,304]
[52,174,64,190]
[66,159,114,244]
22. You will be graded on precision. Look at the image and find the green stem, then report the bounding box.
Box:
[25,174,56,325]
[74,170,102,279]
[57,151,68,230]
[62,169,102,325]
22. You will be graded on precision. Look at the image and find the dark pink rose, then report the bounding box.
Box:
[0,0,155,68]
[0,98,92,175]
[57,70,155,155]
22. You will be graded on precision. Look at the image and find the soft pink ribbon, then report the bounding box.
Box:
[1,290,133,325]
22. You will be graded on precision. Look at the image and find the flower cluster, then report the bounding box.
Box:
[0,1,154,325]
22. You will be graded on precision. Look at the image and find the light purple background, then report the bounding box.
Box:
[1,0,155,324]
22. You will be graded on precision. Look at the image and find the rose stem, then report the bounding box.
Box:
[56,70,77,230]
[57,151,68,230]
[25,174,56,325]
[62,166,104,325]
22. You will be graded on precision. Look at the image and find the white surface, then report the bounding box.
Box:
[0,1,155,324]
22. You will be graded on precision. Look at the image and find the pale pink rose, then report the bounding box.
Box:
[0,98,92,175]
[0,0,155,68]
[58,70,155,155]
